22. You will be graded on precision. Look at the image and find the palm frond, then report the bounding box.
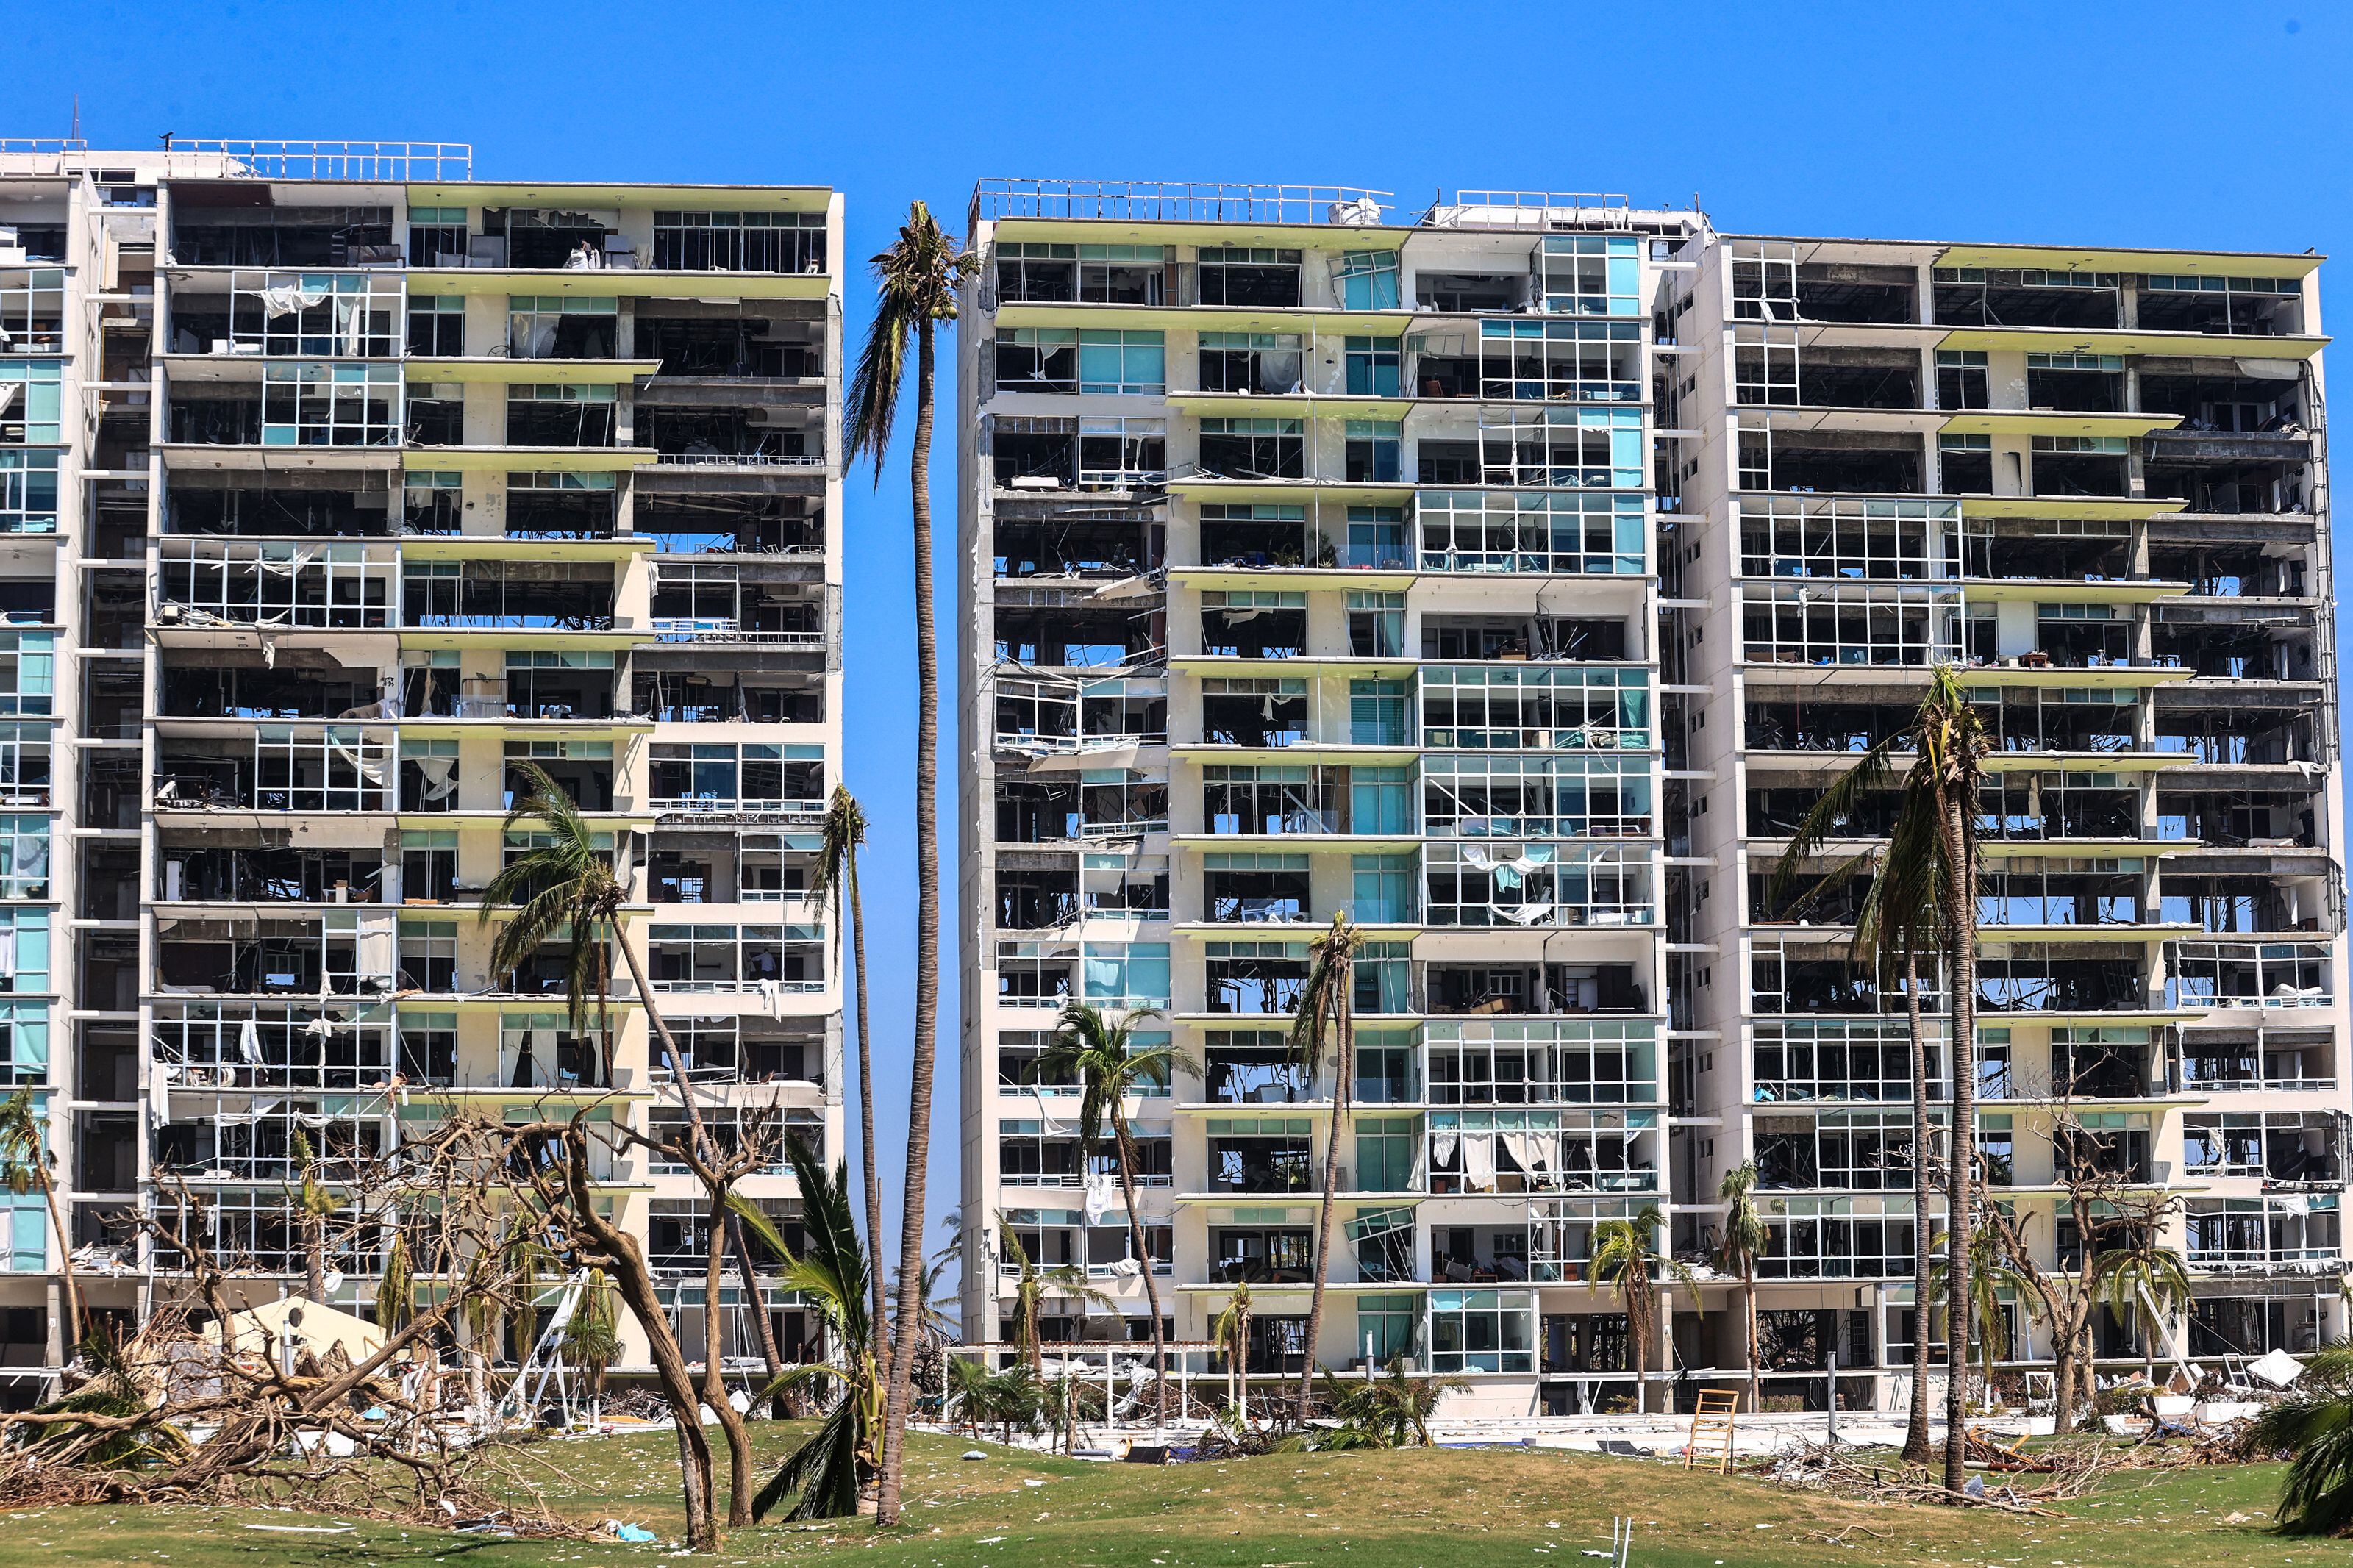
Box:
[753,1396,863,1522]
[846,203,960,478]
[724,1189,791,1264]
[781,1134,871,1361]
[2255,1385,2353,1535]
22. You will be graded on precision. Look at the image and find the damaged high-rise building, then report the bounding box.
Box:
[955,181,2346,1414]
[0,140,845,1400]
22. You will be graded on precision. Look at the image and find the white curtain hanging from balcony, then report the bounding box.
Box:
[326,732,386,786]
[1460,1132,1497,1190]
[259,282,328,318]
[411,756,457,801]
[1082,1172,1119,1225]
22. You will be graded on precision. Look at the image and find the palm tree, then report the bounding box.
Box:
[1774,666,1985,1489]
[375,1231,414,1333]
[2097,1234,2192,1368]
[1318,1360,1465,1449]
[1211,1281,1254,1422]
[850,198,962,1530]
[754,1138,882,1522]
[810,786,888,1367]
[1930,1217,2032,1410]
[1589,1203,1700,1415]
[1715,1162,1768,1409]
[487,762,788,1398]
[2254,1341,2353,1534]
[1,1089,82,1350]
[943,1355,992,1439]
[561,1267,621,1417]
[286,1128,335,1303]
[1287,913,1361,1425]
[1042,1003,1186,1426]
[999,1222,1111,1373]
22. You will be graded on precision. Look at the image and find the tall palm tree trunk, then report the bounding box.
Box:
[703,1217,754,1525]
[1743,1272,1760,1411]
[1628,1270,1653,1415]
[563,1136,716,1548]
[729,1213,788,1415]
[1903,949,1935,1464]
[304,1214,326,1303]
[849,851,888,1377]
[1294,987,1350,1426]
[1940,797,1979,1494]
[877,318,943,1528]
[618,928,786,1422]
[35,1166,82,1353]
[1113,1116,1168,1426]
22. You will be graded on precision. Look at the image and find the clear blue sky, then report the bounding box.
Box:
[13,0,2348,1296]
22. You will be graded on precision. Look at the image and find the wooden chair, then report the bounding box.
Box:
[1685,1389,1740,1473]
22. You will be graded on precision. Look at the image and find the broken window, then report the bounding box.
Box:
[1932,267,2119,329]
[1334,251,1399,311]
[1752,1017,1940,1104]
[0,269,66,353]
[651,210,826,275]
[1742,584,1961,667]
[1422,841,1652,928]
[646,923,824,994]
[1420,665,1649,751]
[1759,1204,1917,1279]
[259,362,400,446]
[504,382,615,447]
[406,207,469,268]
[993,327,1076,392]
[995,942,1076,1009]
[1419,489,1646,576]
[1465,408,1644,489]
[1196,246,1300,308]
[1196,417,1302,481]
[1200,589,1305,659]
[150,1006,395,1090]
[0,451,59,535]
[225,271,401,357]
[1421,753,1651,839]
[2167,940,2329,1009]
[1732,323,1799,407]
[1197,332,1299,395]
[1935,349,1987,409]
[1731,243,1798,322]
[2139,273,2304,337]
[1738,495,1954,581]
[1535,235,1641,316]
[2026,351,2124,412]
[507,295,618,360]
[1200,676,1309,748]
[649,741,823,817]
[1345,420,1399,482]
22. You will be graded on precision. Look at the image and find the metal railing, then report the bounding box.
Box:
[973,179,1392,228]
[647,619,826,648]
[1418,191,1635,230]
[654,451,825,470]
[159,140,472,182]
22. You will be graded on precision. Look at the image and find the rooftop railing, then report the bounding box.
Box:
[0,140,471,182]
[973,179,1393,229]
[163,140,472,182]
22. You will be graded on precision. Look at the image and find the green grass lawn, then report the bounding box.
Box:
[0,1428,2339,1568]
